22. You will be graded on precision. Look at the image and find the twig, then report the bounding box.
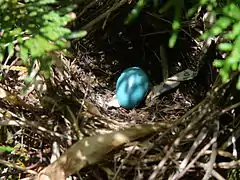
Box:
[82,0,128,30]
[196,162,226,180]
[36,123,169,180]
[221,101,240,115]
[66,105,84,140]
[216,159,240,169]
[148,114,205,180]
[141,98,209,178]
[0,159,37,175]
[203,150,235,160]
[4,36,30,47]
[172,127,208,179]
[102,0,120,29]
[145,98,207,152]
[202,119,219,180]
[112,145,137,180]
[175,131,218,180]
[77,1,98,18]
[220,119,240,150]
[2,57,21,81]
[0,117,72,140]
[159,45,168,82]
[145,12,199,45]
[50,126,61,164]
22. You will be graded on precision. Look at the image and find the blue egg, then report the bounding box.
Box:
[116,67,150,109]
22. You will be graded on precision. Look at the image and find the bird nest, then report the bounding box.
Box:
[0,1,239,180]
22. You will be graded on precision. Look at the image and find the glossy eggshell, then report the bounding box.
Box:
[116,67,150,109]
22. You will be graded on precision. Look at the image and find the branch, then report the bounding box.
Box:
[37,123,170,180]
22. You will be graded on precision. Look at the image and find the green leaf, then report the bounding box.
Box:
[55,39,69,48]
[8,43,14,57]
[40,26,60,41]
[223,3,240,21]
[125,8,142,25]
[202,16,232,39]
[24,75,34,85]
[40,26,71,41]
[124,0,149,24]
[169,32,178,48]
[218,43,233,51]
[25,38,39,58]
[201,32,210,39]
[9,27,22,36]
[200,0,208,5]
[215,16,232,29]
[66,30,87,39]
[39,56,52,78]
[211,26,223,36]
[0,52,3,63]
[231,62,238,71]
[38,0,56,5]
[0,146,14,153]
[187,5,199,18]
[0,0,77,87]
[237,75,240,90]
[43,11,61,22]
[20,45,29,64]
[213,59,224,68]
[172,20,180,30]
[29,11,38,17]
[219,68,229,83]
[224,21,240,40]
[36,35,56,52]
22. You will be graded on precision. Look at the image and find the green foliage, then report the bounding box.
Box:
[0,0,87,84]
[126,0,240,89]
[1,0,240,90]
[201,2,240,89]
[160,0,184,48]
[227,168,240,180]
[125,0,148,24]
[125,0,184,48]
[0,145,14,153]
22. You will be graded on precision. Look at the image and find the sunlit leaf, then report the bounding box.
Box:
[55,39,69,48]
[169,32,177,48]
[20,45,29,64]
[38,0,56,4]
[216,16,232,29]
[213,59,224,68]
[237,75,240,90]
[7,43,14,57]
[0,52,3,62]
[0,146,14,153]
[218,43,233,51]
[223,3,240,20]
[220,68,229,83]
[224,22,240,40]
[24,75,34,85]
[66,30,87,39]
[202,16,232,39]
[172,20,180,30]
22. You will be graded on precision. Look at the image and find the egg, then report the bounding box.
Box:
[116,67,150,109]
